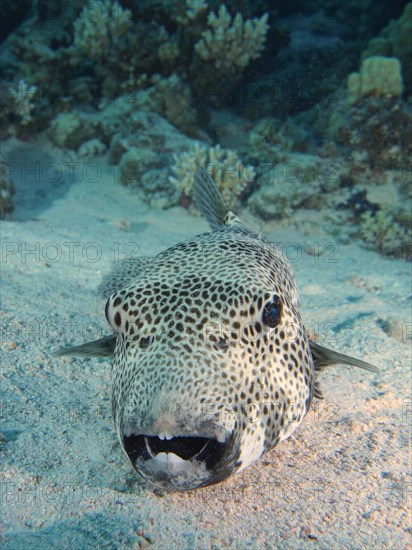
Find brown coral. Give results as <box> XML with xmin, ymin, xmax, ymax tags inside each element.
<box><xmin>335</xmin><ymin>98</ymin><xmax>412</xmax><ymax>170</ymax></box>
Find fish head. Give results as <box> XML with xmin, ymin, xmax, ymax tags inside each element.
<box><xmin>54</xmin><ymin>167</ymin><xmax>377</xmax><ymax>491</ymax></box>
<box><xmin>105</xmin><ymin>265</ymin><xmax>314</xmax><ymax>491</ymax></box>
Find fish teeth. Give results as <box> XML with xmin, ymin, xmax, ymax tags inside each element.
<box><xmin>158</xmin><ymin>433</ymin><xmax>173</xmax><ymax>440</ymax></box>
<box><xmin>155</xmin><ymin>452</ymin><xmax>186</xmax><ymax>465</ymax></box>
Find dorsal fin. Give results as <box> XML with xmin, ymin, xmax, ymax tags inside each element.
<box><xmin>193</xmin><ymin>168</ymin><xmax>229</xmax><ymax>230</ymax></box>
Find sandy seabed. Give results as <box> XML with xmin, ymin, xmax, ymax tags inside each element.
<box><xmin>1</xmin><ymin>139</ymin><xmax>411</xmax><ymax>549</ymax></box>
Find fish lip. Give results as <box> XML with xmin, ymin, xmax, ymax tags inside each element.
<box><xmin>122</xmin><ymin>433</ymin><xmax>235</xmax><ymax>490</ymax></box>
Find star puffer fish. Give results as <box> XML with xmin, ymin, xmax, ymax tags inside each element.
<box><xmin>55</xmin><ymin>168</ymin><xmax>378</xmax><ymax>491</ymax></box>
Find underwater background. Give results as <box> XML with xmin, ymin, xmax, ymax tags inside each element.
<box><xmin>0</xmin><ymin>1</ymin><xmax>411</xmax><ymax>548</ymax></box>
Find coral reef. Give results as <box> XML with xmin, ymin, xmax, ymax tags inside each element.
<box><xmin>171</xmin><ymin>0</ymin><xmax>209</xmax><ymax>25</ymax></box>
<box><xmin>359</xmin><ymin>208</ymin><xmax>411</xmax><ymax>257</ymax></box>
<box><xmin>347</xmin><ymin>56</ymin><xmax>403</xmax><ymax>104</ymax></box>
<box><xmin>0</xmin><ymin>156</ymin><xmax>15</xmax><ymax>218</ymax></box>
<box><xmin>8</xmin><ymin>79</ymin><xmax>37</xmax><ymax>124</ymax></box>
<box><xmin>0</xmin><ymin>0</ymin><xmax>406</xmax><ymax>131</ymax></box>
<box><xmin>333</xmin><ymin>97</ymin><xmax>412</xmax><ymax>170</ymax></box>
<box><xmin>247</xmin><ymin>154</ymin><xmax>332</xmax><ymax>220</ymax></box>
<box><xmin>195</xmin><ymin>5</ymin><xmax>269</xmax><ymax>72</ymax></box>
<box><xmin>48</xmin><ymin>112</ymin><xmax>99</xmax><ymax>149</ymax></box>
<box><xmin>72</xmin><ymin>0</ymin><xmax>135</xmax><ymax>98</ymax></box>
<box><xmin>0</xmin><ymin>79</ymin><xmax>38</xmax><ymax>137</ymax></box>
<box><xmin>4</xmin><ymin>9</ymin><xmax>75</xmax><ymax>99</ymax></box>
<box><xmin>169</xmin><ymin>142</ymin><xmax>256</xmax><ymax>209</ymax></box>
<box><xmin>71</xmin><ymin>0</ymin><xmax>270</xmax><ymax>107</ymax></box>
<box><xmin>247</xmin><ymin>117</ymin><xmax>310</xmax><ymax>165</ymax></box>
<box><xmin>0</xmin><ymin>0</ymin><xmax>410</xmax><ymax>261</ymax></box>
<box><xmin>239</xmin><ymin>4</ymin><xmax>385</xmax><ymax>119</ymax></box>
<box><xmin>73</xmin><ymin>0</ymin><xmax>132</xmax><ymax>63</ymax></box>
<box><xmin>107</xmin><ymin>110</ymin><xmax>197</xmax><ymax>209</ymax></box>
<box><xmin>121</xmin><ymin>74</ymin><xmax>198</xmax><ymax>137</ymax></box>
<box><xmin>77</xmin><ymin>138</ymin><xmax>107</xmax><ymax>158</ymax></box>
<box><xmin>361</xmin><ymin>2</ymin><xmax>412</xmax><ymax>99</ymax></box>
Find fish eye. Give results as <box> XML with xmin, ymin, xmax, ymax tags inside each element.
<box><xmin>262</xmin><ymin>295</ymin><xmax>282</xmax><ymax>328</ymax></box>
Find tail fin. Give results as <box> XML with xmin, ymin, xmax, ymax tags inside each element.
<box><xmin>310</xmin><ymin>340</ymin><xmax>379</xmax><ymax>373</ymax></box>
<box><xmin>193</xmin><ymin>168</ymin><xmax>228</xmax><ymax>231</ymax></box>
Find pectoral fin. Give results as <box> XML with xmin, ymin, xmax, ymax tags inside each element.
<box><xmin>310</xmin><ymin>340</ymin><xmax>379</xmax><ymax>373</ymax></box>
<box><xmin>309</xmin><ymin>340</ymin><xmax>378</xmax><ymax>401</ymax></box>
<box><xmin>53</xmin><ymin>334</ymin><xmax>116</xmax><ymax>358</ymax></box>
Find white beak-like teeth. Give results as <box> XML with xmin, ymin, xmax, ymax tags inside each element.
<box><xmin>158</xmin><ymin>433</ymin><xmax>173</xmax><ymax>440</ymax></box>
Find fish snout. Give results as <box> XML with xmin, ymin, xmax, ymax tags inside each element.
<box><xmin>121</xmin><ymin>415</ymin><xmax>239</xmax><ymax>490</ymax></box>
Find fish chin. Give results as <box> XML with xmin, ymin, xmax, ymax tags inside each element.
<box><xmin>122</xmin><ymin>433</ymin><xmax>238</xmax><ymax>490</ymax></box>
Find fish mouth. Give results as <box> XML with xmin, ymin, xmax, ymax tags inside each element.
<box><xmin>122</xmin><ymin>433</ymin><xmax>234</xmax><ymax>490</ymax></box>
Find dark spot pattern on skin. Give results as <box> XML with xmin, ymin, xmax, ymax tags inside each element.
<box><xmin>107</xmin><ymin>221</ymin><xmax>315</xmax><ymax>490</ymax></box>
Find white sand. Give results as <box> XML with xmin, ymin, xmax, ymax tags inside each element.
<box><xmin>1</xmin><ymin>138</ymin><xmax>410</xmax><ymax>549</ymax></box>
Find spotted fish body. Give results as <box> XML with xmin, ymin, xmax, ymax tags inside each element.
<box><xmin>56</xmin><ymin>168</ymin><xmax>377</xmax><ymax>491</ymax></box>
